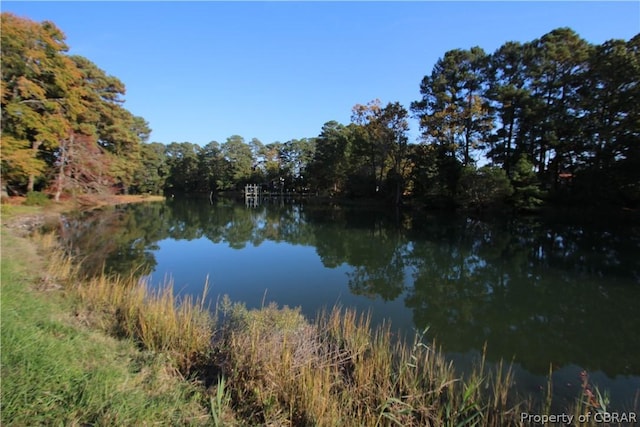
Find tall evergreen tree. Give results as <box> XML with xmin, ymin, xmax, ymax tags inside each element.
<box><xmin>197</xmin><ymin>141</ymin><xmax>224</xmax><ymax>193</ymax></box>
<box><xmin>486</xmin><ymin>41</ymin><xmax>532</xmax><ymax>175</ymax></box>
<box><xmin>523</xmin><ymin>28</ymin><xmax>592</xmax><ymax>186</ymax></box>
<box><xmin>221</xmin><ymin>135</ymin><xmax>254</xmax><ymax>190</ymax></box>
<box><xmin>378</xmin><ymin>102</ymin><xmax>410</xmax><ymax>205</ymax></box>
<box><xmin>412</xmin><ymin>47</ymin><xmax>493</xmax><ymax>166</ymax></box>
<box><xmin>307</xmin><ymin>121</ymin><xmax>352</xmax><ymax>195</ymax></box>
<box><xmin>164</xmin><ymin>142</ymin><xmax>201</xmax><ymax>193</ymax></box>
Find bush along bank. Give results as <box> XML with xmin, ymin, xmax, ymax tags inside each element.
<box><xmin>3</xmin><ymin>223</ymin><xmax>632</xmax><ymax>425</ymax></box>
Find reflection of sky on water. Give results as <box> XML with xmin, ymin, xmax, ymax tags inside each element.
<box><xmin>144</xmin><ymin>237</ymin><xmax>416</xmax><ymax>333</ymax></box>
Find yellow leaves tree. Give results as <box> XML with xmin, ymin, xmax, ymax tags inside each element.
<box><xmin>1</xmin><ymin>13</ymin><xmax>150</xmax><ymax>198</ymax></box>
<box><xmin>1</xmin><ymin>12</ymin><xmax>73</xmax><ymax>192</ymax></box>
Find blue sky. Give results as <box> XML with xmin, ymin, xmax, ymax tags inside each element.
<box><xmin>3</xmin><ymin>1</ymin><xmax>639</xmax><ymax>146</ymax></box>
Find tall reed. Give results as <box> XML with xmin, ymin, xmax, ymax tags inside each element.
<box><xmin>38</xmin><ymin>234</ymin><xmax>214</xmax><ymax>376</ymax></box>
<box><xmin>214</xmin><ymin>302</ymin><xmax>527</xmax><ymax>426</ymax></box>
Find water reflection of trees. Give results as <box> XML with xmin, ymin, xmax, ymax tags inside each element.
<box><xmin>60</xmin><ymin>203</ymin><xmax>169</xmax><ymax>277</ymax></box>
<box><xmin>404</xmin><ymin>216</ymin><xmax>640</xmax><ymax>376</ymax></box>
<box><xmin>64</xmin><ymin>200</ymin><xmax>640</xmax><ymax>375</ymax></box>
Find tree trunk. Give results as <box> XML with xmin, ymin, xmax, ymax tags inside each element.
<box><xmin>505</xmin><ymin>105</ymin><xmax>515</xmax><ymax>176</ymax></box>
<box><xmin>54</xmin><ymin>135</ymin><xmax>71</xmax><ymax>202</ymax></box>
<box><xmin>27</xmin><ymin>140</ymin><xmax>43</xmax><ymax>193</ymax></box>
<box><xmin>27</xmin><ymin>175</ymin><xmax>35</xmax><ymax>193</ymax></box>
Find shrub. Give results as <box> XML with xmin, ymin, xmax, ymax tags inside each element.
<box><xmin>456</xmin><ymin>166</ymin><xmax>513</xmax><ymax>209</ymax></box>
<box><xmin>510</xmin><ymin>156</ymin><xmax>545</xmax><ymax>211</ymax></box>
<box><xmin>24</xmin><ymin>191</ymin><xmax>51</xmax><ymax>206</ymax></box>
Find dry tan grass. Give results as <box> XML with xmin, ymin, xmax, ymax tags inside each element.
<box><xmin>214</xmin><ymin>303</ymin><xmax>529</xmax><ymax>426</ymax></box>
<box><xmin>37</xmin><ymin>234</ymin><xmax>214</xmax><ymax>375</ymax></box>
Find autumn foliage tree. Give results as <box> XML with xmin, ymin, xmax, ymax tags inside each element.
<box><xmin>1</xmin><ymin>13</ymin><xmax>72</xmax><ymax>193</ymax></box>
<box><xmin>1</xmin><ymin>13</ymin><xmax>149</xmax><ymax>199</ymax></box>
<box><xmin>347</xmin><ymin>100</ymin><xmax>410</xmax><ymax>201</ymax></box>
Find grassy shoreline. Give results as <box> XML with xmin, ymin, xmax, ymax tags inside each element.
<box><xmin>1</xmin><ymin>199</ymin><xmax>629</xmax><ymax>425</ymax></box>
<box><xmin>1</xmin><ymin>204</ymin><xmax>212</xmax><ymax>425</ymax></box>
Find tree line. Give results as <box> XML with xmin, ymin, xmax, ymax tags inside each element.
<box><xmin>2</xmin><ymin>13</ymin><xmax>638</xmax><ymax>210</ymax></box>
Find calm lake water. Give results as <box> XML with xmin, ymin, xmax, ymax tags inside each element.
<box><xmin>60</xmin><ymin>198</ymin><xmax>640</xmax><ymax>410</ymax></box>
